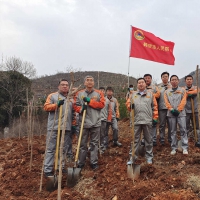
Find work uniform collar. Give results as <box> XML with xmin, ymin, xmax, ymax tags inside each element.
<box><xmin>161</xmin><ymin>82</ymin><xmax>170</xmax><ymax>87</ymax></box>
<box><xmin>169</xmin><ymin>86</ymin><xmax>180</xmax><ymax>92</ymax></box>
<box><xmin>137</xmin><ymin>89</ymin><xmax>147</xmax><ymax>96</ymax></box>
<box><xmin>106</xmin><ymin>96</ymin><xmax>113</xmax><ymax>101</ymax></box>
<box><xmin>185</xmin><ymin>85</ymin><xmax>194</xmax><ymax>90</ymax></box>
<box><xmin>58</xmin><ymin>91</ymin><xmax>68</xmax><ymax>97</ymax></box>
<box><xmin>85</xmin><ymin>88</ymin><xmax>94</xmax><ymax>94</ymax></box>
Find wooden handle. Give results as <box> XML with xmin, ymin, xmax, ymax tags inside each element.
<box><xmin>75</xmin><ymin>103</ymin><xmax>87</xmax><ymax>164</ymax></box>
<box><xmin>130</xmin><ymin>99</ymin><xmax>135</xmax><ymax>157</ymax></box>
<box><xmin>54</xmin><ymin>105</ymin><xmax>62</xmax><ymax>171</ymax></box>
<box><xmin>191</xmin><ymin>98</ymin><xmax>197</xmax><ymax>142</ymax></box>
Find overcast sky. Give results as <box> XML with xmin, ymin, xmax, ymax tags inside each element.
<box><xmin>0</xmin><ymin>0</ymin><xmax>199</xmax><ymax>82</ymax></box>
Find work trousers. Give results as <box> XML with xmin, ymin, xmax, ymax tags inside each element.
<box><xmin>100</xmin><ymin>121</ymin><xmax>107</xmax><ymax>150</ymax></box>
<box><xmin>152</xmin><ymin>125</ymin><xmax>157</xmax><ymax>143</ymax></box>
<box><xmin>134</xmin><ymin>124</ymin><xmax>153</xmax><ymax>162</ymax></box>
<box><xmin>168</xmin><ymin>117</ymin><xmax>188</xmax><ymax>151</ymax></box>
<box><xmin>44</xmin><ymin>130</ymin><xmax>72</xmax><ymax>173</ymax></box>
<box><xmin>78</xmin><ymin>127</ymin><xmax>100</xmax><ymax>166</ymax></box>
<box><xmin>159</xmin><ymin>110</ymin><xmax>171</xmax><ymax>143</ymax></box>
<box><xmin>105</xmin><ymin>118</ymin><xmax>118</xmax><ymax>147</ymax></box>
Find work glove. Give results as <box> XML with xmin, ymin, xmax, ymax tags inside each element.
<box><xmin>152</xmin><ymin>119</ymin><xmax>158</xmax><ymax>126</ymax></box>
<box><xmin>130</xmin><ymin>103</ymin><xmax>134</xmax><ymax>110</ymax></box>
<box><xmin>116</xmin><ymin>118</ymin><xmax>120</xmax><ymax>122</ymax></box>
<box><xmin>83</xmin><ymin>97</ymin><xmax>91</xmax><ymax>103</ymax></box>
<box><xmin>188</xmin><ymin>94</ymin><xmax>195</xmax><ymax>99</ymax></box>
<box><xmin>57</xmin><ymin>99</ymin><xmax>64</xmax><ymax>107</ymax></box>
<box><xmin>171</xmin><ymin>109</ymin><xmax>180</xmax><ymax>117</ymax></box>
<box><xmin>71</xmin><ymin>125</ymin><xmax>77</xmax><ymax>131</ymax></box>
<box><xmin>81</xmin><ymin>104</ymin><xmax>87</xmax><ymax>113</ymax></box>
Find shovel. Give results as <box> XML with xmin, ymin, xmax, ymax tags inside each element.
<box><xmin>46</xmin><ymin>105</ymin><xmax>62</xmax><ymax>192</ymax></box>
<box><xmin>127</xmin><ymin>100</ymin><xmax>140</xmax><ymax>180</ymax></box>
<box><xmin>66</xmin><ymin>103</ymin><xmax>87</xmax><ymax>187</ymax></box>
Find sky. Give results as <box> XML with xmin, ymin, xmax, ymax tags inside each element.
<box><xmin>0</xmin><ymin>0</ymin><xmax>199</xmax><ymax>83</ymax></box>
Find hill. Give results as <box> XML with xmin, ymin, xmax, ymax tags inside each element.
<box><xmin>179</xmin><ymin>70</ymin><xmax>199</xmax><ymax>87</ymax></box>
<box><xmin>32</xmin><ymin>71</ymin><xmax>137</xmax><ymax>99</ymax></box>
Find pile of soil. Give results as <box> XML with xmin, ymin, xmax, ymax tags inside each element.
<box><xmin>0</xmin><ymin>120</ymin><xmax>200</xmax><ymax>200</ymax></box>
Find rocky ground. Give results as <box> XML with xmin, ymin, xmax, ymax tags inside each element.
<box><xmin>0</xmin><ymin>119</ymin><xmax>200</xmax><ymax>200</ymax></box>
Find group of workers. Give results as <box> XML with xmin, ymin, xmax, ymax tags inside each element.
<box><xmin>126</xmin><ymin>72</ymin><xmax>200</xmax><ymax>165</ymax></box>
<box><xmin>43</xmin><ymin>72</ymin><xmax>200</xmax><ymax>177</ymax></box>
<box><xmin>43</xmin><ymin>75</ymin><xmax>121</xmax><ymax>177</ymax></box>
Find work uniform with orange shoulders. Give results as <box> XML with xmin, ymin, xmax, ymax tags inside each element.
<box><xmin>184</xmin><ymin>85</ymin><xmax>200</xmax><ymax>148</ymax></box>
<box><xmin>126</xmin><ymin>89</ymin><xmax>158</xmax><ymax>164</ymax></box>
<box><xmin>164</xmin><ymin>86</ymin><xmax>188</xmax><ymax>154</ymax></box>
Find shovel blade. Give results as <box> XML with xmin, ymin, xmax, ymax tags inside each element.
<box><xmin>66</xmin><ymin>167</ymin><xmax>81</xmax><ymax>188</ymax></box>
<box><xmin>46</xmin><ymin>176</ymin><xmax>58</xmax><ymax>192</ymax></box>
<box><xmin>127</xmin><ymin>164</ymin><xmax>140</xmax><ymax>180</ymax></box>
<box><xmin>133</xmin><ymin>164</ymin><xmax>140</xmax><ymax>180</ymax></box>
<box><xmin>127</xmin><ymin>164</ymin><xmax>134</xmax><ymax>179</ymax></box>
<box><xmin>138</xmin><ymin>145</ymin><xmax>145</xmax><ymax>157</ymax></box>
<box><xmin>177</xmin><ymin>140</ymin><xmax>183</xmax><ymax>152</ymax></box>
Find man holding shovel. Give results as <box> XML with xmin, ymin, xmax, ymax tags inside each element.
<box><xmin>43</xmin><ymin>79</ymin><xmax>75</xmax><ymax>177</ymax></box>
<box><xmin>184</xmin><ymin>75</ymin><xmax>200</xmax><ymax>148</ymax></box>
<box><xmin>126</xmin><ymin>78</ymin><xmax>158</xmax><ymax>164</ymax></box>
<box><xmin>74</xmin><ymin>75</ymin><xmax>105</xmax><ymax>170</ymax></box>
<box><xmin>164</xmin><ymin>75</ymin><xmax>189</xmax><ymax>155</ymax></box>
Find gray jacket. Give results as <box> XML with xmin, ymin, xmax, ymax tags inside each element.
<box><xmin>126</xmin><ymin>90</ymin><xmax>158</xmax><ymax>126</ymax></box>
<box><xmin>106</xmin><ymin>96</ymin><xmax>120</xmax><ymax>122</ymax></box>
<box><xmin>44</xmin><ymin>92</ymin><xmax>75</xmax><ymax>131</ymax></box>
<box><xmin>184</xmin><ymin>85</ymin><xmax>198</xmax><ymax>113</ymax></box>
<box><xmin>164</xmin><ymin>86</ymin><xmax>187</xmax><ymax>117</ymax></box>
<box><xmin>157</xmin><ymin>82</ymin><xmax>171</xmax><ymax>110</ymax></box>
<box><xmin>74</xmin><ymin>89</ymin><xmax>105</xmax><ymax>128</ymax></box>
<box><xmin>101</xmin><ymin>97</ymin><xmax>110</xmax><ymax>121</ymax></box>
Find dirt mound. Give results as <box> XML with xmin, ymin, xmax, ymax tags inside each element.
<box><xmin>0</xmin><ymin>121</ymin><xmax>200</xmax><ymax>199</ymax></box>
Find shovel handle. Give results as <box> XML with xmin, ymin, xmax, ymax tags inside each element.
<box><xmin>130</xmin><ymin>98</ymin><xmax>135</xmax><ymax>158</ymax></box>
<box><xmin>55</xmin><ymin>105</ymin><xmax>62</xmax><ymax>171</ymax></box>
<box><xmin>75</xmin><ymin>102</ymin><xmax>87</xmax><ymax>164</ymax></box>
<box><xmin>191</xmin><ymin>98</ymin><xmax>197</xmax><ymax>142</ymax></box>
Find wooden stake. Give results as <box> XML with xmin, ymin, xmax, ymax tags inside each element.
<box><xmin>19</xmin><ymin>112</ymin><xmax>21</xmax><ymax>139</ymax></box>
<box><xmin>29</xmin><ymin>99</ymin><xmax>33</xmax><ymax>170</ymax></box>
<box><xmin>196</xmin><ymin>65</ymin><xmax>199</xmax><ymax>101</ymax></box>
<box><xmin>26</xmin><ymin>88</ymin><xmax>30</xmax><ymax>151</ymax></box>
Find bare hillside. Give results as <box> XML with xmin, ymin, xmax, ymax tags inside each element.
<box><xmin>32</xmin><ymin>71</ymin><xmax>137</xmax><ymax>99</ymax></box>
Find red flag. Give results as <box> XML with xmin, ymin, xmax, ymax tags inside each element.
<box><xmin>129</xmin><ymin>26</ymin><xmax>175</xmax><ymax>65</ymax></box>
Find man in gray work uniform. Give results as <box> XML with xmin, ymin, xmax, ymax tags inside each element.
<box><xmin>74</xmin><ymin>75</ymin><xmax>105</xmax><ymax>170</ymax></box>
<box><xmin>43</xmin><ymin>79</ymin><xmax>75</xmax><ymax>177</ymax></box>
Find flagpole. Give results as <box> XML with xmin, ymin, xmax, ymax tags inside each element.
<box><xmin>128</xmin><ymin>57</ymin><xmax>130</xmax><ymax>86</ymax></box>
<box><xmin>196</xmin><ymin>65</ymin><xmax>199</xmax><ymax>101</ymax></box>
<box><xmin>128</xmin><ymin>25</ymin><xmax>132</xmax><ymax>87</ymax></box>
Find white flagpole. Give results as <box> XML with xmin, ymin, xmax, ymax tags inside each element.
<box><xmin>128</xmin><ymin>25</ymin><xmax>132</xmax><ymax>87</ymax></box>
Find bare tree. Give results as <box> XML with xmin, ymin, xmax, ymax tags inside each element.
<box><xmin>0</xmin><ymin>56</ymin><xmax>35</xmax><ymax>126</ymax></box>
<box><xmin>65</xmin><ymin>65</ymin><xmax>81</xmax><ymax>73</ymax></box>
<box><xmin>1</xmin><ymin>56</ymin><xmax>36</xmax><ymax>79</ymax></box>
